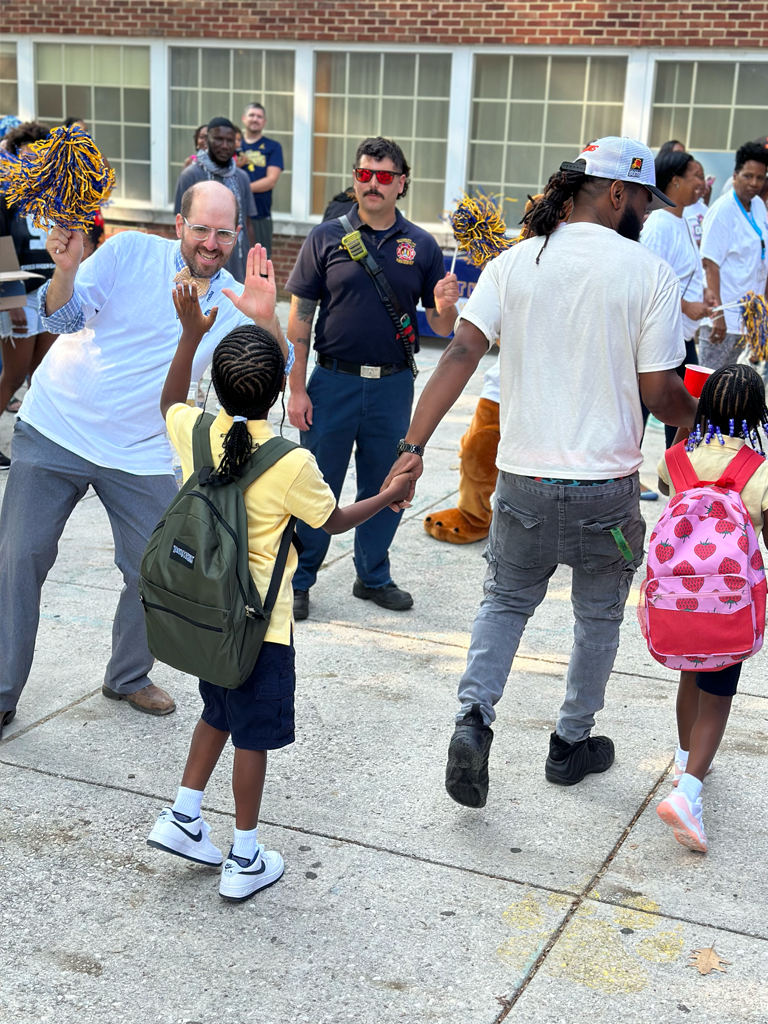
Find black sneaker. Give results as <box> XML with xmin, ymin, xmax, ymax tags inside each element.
<box><xmin>352</xmin><ymin>577</ymin><xmax>413</xmax><ymax>611</ymax></box>
<box><xmin>545</xmin><ymin>731</ymin><xmax>615</xmax><ymax>786</ymax></box>
<box><xmin>0</xmin><ymin>708</ymin><xmax>16</xmax><ymax>739</ymax></box>
<box><xmin>293</xmin><ymin>589</ymin><xmax>310</xmax><ymax>621</ymax></box>
<box><xmin>445</xmin><ymin>704</ymin><xmax>494</xmax><ymax>808</ymax></box>
<box><xmin>0</xmin><ymin>451</ymin><xmax>10</xmax><ymax>471</ymax></box>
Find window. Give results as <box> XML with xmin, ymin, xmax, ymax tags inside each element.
<box><xmin>35</xmin><ymin>43</ymin><xmax>151</xmax><ymax>203</ymax></box>
<box><xmin>169</xmin><ymin>47</ymin><xmax>294</xmax><ymax>213</ymax></box>
<box><xmin>468</xmin><ymin>55</ymin><xmax>627</xmax><ymax>222</ymax></box>
<box><xmin>1</xmin><ymin>42</ymin><xmax>17</xmax><ymax>118</ymax></box>
<box><xmin>312</xmin><ymin>51</ymin><xmax>452</xmax><ymax>223</ymax></box>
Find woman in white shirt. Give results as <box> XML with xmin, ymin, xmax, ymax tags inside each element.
<box><xmin>641</xmin><ymin>150</ymin><xmax>713</xmax><ymax>447</ymax></box>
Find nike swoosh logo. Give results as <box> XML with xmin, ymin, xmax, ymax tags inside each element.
<box><xmin>172</xmin><ymin>821</ymin><xmax>202</xmax><ymax>842</ymax></box>
<box><xmin>242</xmin><ymin>861</ymin><xmax>266</xmax><ymax>876</ymax></box>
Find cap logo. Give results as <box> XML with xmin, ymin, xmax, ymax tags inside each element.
<box><xmin>582</xmin><ymin>144</ymin><xmax>599</xmax><ymax>152</ymax></box>
<box><xmin>628</xmin><ymin>157</ymin><xmax>643</xmax><ymax>178</ymax></box>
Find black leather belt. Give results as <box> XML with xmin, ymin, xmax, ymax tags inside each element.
<box><xmin>316</xmin><ymin>354</ymin><xmax>409</xmax><ymax>378</ymax></box>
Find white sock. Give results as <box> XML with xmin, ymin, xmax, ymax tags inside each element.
<box><xmin>675</xmin><ymin>746</ymin><xmax>689</xmax><ymax>766</ymax></box>
<box><xmin>172</xmin><ymin>786</ymin><xmax>204</xmax><ymax>820</ymax></box>
<box><xmin>678</xmin><ymin>773</ymin><xmax>703</xmax><ymax>803</ymax></box>
<box><xmin>232</xmin><ymin>826</ymin><xmax>259</xmax><ymax>862</ymax></box>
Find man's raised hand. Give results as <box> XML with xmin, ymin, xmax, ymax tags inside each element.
<box><xmin>222</xmin><ymin>244</ymin><xmax>276</xmax><ymax>327</ymax></box>
<box><xmin>45</xmin><ymin>227</ymin><xmax>84</xmax><ymax>276</ymax></box>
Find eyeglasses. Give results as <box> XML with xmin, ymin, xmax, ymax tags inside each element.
<box><xmin>353</xmin><ymin>168</ymin><xmax>400</xmax><ymax>185</ymax></box>
<box><xmin>183</xmin><ymin>218</ymin><xmax>238</xmax><ymax>245</ymax></box>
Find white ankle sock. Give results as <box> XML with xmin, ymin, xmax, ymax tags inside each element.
<box><xmin>172</xmin><ymin>786</ymin><xmax>204</xmax><ymax>820</ymax></box>
<box><xmin>678</xmin><ymin>773</ymin><xmax>703</xmax><ymax>803</ymax></box>
<box><xmin>675</xmin><ymin>746</ymin><xmax>689</xmax><ymax>766</ymax></box>
<box><xmin>232</xmin><ymin>826</ymin><xmax>259</xmax><ymax>862</ymax></box>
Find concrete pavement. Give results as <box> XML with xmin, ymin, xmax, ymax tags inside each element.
<box><xmin>1</xmin><ymin>337</ymin><xmax>767</xmax><ymax>1023</ymax></box>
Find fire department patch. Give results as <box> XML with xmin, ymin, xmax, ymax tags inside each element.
<box><xmin>396</xmin><ymin>238</ymin><xmax>416</xmax><ymax>264</ymax></box>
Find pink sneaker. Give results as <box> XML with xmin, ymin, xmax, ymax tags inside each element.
<box><xmin>657</xmin><ymin>791</ymin><xmax>708</xmax><ymax>852</ymax></box>
<box><xmin>672</xmin><ymin>761</ymin><xmax>712</xmax><ymax>786</ymax></box>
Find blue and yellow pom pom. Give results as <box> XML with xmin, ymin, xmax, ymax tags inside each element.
<box><xmin>449</xmin><ymin>192</ymin><xmax>518</xmax><ymax>269</ymax></box>
<box><xmin>0</xmin><ymin>125</ymin><xmax>114</xmax><ymax>231</ymax></box>
<box><xmin>739</xmin><ymin>291</ymin><xmax>768</xmax><ymax>361</ymax></box>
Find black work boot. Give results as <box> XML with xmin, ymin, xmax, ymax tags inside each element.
<box><xmin>352</xmin><ymin>577</ymin><xmax>413</xmax><ymax>610</ymax></box>
<box><xmin>545</xmin><ymin>731</ymin><xmax>615</xmax><ymax>786</ymax></box>
<box><xmin>445</xmin><ymin>704</ymin><xmax>494</xmax><ymax>808</ymax></box>
<box><xmin>293</xmin><ymin>589</ymin><xmax>310</xmax><ymax>621</ymax></box>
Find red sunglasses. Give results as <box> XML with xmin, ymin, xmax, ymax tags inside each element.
<box><xmin>353</xmin><ymin>167</ymin><xmax>399</xmax><ymax>185</ymax></box>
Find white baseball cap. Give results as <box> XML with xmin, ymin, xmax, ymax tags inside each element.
<box><xmin>562</xmin><ymin>136</ymin><xmax>675</xmax><ymax>210</ymax></box>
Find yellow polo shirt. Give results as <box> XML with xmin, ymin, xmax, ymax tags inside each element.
<box><xmin>166</xmin><ymin>404</ymin><xmax>336</xmax><ymax>645</ymax></box>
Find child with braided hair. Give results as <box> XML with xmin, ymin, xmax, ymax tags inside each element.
<box><xmin>655</xmin><ymin>363</ymin><xmax>768</xmax><ymax>852</ymax></box>
<box><xmin>147</xmin><ymin>278</ymin><xmax>412</xmax><ymax>901</ymax></box>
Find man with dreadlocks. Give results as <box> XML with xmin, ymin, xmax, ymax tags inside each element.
<box><xmin>0</xmin><ymin>181</ymin><xmax>289</xmax><ymax>736</ymax></box>
<box><xmin>384</xmin><ymin>137</ymin><xmax>700</xmax><ymax>806</ymax></box>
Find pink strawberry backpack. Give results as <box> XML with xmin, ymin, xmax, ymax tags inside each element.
<box><xmin>638</xmin><ymin>442</ymin><xmax>766</xmax><ymax>671</ymax></box>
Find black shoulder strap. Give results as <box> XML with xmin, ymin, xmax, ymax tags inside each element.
<box><xmin>263</xmin><ymin>515</ymin><xmax>297</xmax><ymax>614</ymax></box>
<box><xmin>191</xmin><ymin>412</ymin><xmax>217</xmax><ymax>472</ymax></box>
<box><xmin>236</xmin><ymin>436</ymin><xmax>300</xmax><ymax>492</ymax></box>
<box><xmin>338</xmin><ymin>212</ymin><xmax>418</xmax><ymax>378</ymax></box>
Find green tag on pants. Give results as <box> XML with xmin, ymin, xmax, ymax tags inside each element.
<box><xmin>611</xmin><ymin>527</ymin><xmax>635</xmax><ymax>562</ymax></box>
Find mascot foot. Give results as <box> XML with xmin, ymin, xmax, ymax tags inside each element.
<box><xmin>424</xmin><ymin>507</ymin><xmax>489</xmax><ymax>545</ymax></box>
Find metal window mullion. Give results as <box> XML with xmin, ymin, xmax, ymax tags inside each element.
<box><xmin>291</xmin><ymin>42</ymin><xmax>313</xmax><ymax>221</ymax></box>
<box><xmin>498</xmin><ymin>55</ymin><xmax>513</xmax><ymax>195</ymax></box>
<box><xmin>580</xmin><ymin>57</ymin><xmax>590</xmax><ymax>149</ymax></box>
<box><xmin>727</xmin><ymin>63</ymin><xmax>739</xmax><ymax>151</ymax></box>
<box><xmin>16</xmin><ymin>37</ymin><xmax>34</xmax><ymax>120</ymax></box>
<box><xmin>538</xmin><ymin>57</ymin><xmax>552</xmax><ymax>191</ymax></box>
<box><xmin>686</xmin><ymin>63</ymin><xmax>698</xmax><ymax>149</ymax></box>
<box><xmin>150</xmin><ymin>39</ymin><xmax>168</xmax><ymax>208</ymax></box>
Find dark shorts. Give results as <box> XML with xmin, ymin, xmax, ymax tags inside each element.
<box><xmin>696</xmin><ymin>662</ymin><xmax>742</xmax><ymax>697</ymax></box>
<box><xmin>199</xmin><ymin>639</ymin><xmax>295</xmax><ymax>750</ymax></box>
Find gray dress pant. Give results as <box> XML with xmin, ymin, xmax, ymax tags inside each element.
<box><xmin>0</xmin><ymin>421</ymin><xmax>177</xmax><ymax>713</ymax></box>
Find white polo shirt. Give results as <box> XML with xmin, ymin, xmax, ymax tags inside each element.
<box><xmin>700</xmin><ymin>191</ymin><xmax>768</xmax><ymax>334</ymax></box>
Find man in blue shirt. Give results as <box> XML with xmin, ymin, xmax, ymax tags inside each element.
<box><xmin>237</xmin><ymin>103</ymin><xmax>284</xmax><ymax>259</ymax></box>
<box><xmin>286</xmin><ymin>137</ymin><xmax>459</xmax><ymax>620</ymax></box>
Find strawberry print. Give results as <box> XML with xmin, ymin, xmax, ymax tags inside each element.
<box><xmin>715</xmin><ymin>520</ymin><xmax>736</xmax><ymax>534</ymax></box>
<box><xmin>694</xmin><ymin>540</ymin><xmax>716</xmax><ymax>560</ymax></box>
<box><xmin>719</xmin><ymin>595</ymin><xmax>742</xmax><ymax>606</ymax></box>
<box><xmin>674</xmin><ymin>517</ymin><xmax>693</xmax><ymax>541</ymax></box>
<box><xmin>650</xmin><ymin>532</ymin><xmax>658</xmax><ymax>543</ymax></box>
<box><xmin>655</xmin><ymin>540</ymin><xmax>674</xmax><ymax>564</ymax></box>
<box><xmin>646</xmin><ymin>579</ymin><xmax>659</xmax><ymax>596</ymax></box>
<box><xmin>673</xmin><ymin>560</ymin><xmax>696</xmax><ymax>576</ymax></box>
<box><xmin>711</xmin><ymin>485</ymin><xmax>732</xmax><ymax>494</ymax></box>
<box><xmin>718</xmin><ymin>557</ymin><xmax>741</xmax><ymax>574</ymax></box>
<box><xmin>677</xmin><ymin>597</ymin><xmax>699</xmax><ymax>611</ymax></box>
<box><xmin>724</xmin><ymin>575</ymin><xmax>746</xmax><ymax>590</ymax></box>
<box><xmin>685</xmin><ymin>655</ymin><xmax>706</xmax><ymax>665</ymax></box>
<box><xmin>671</xmin><ymin>504</ymin><xmax>689</xmax><ymax>518</ymax></box>
<box><xmin>668</xmin><ymin>494</ymin><xmax>686</xmax><ymax>508</ymax></box>
<box><xmin>751</xmin><ymin>550</ymin><xmax>764</xmax><ymax>571</ymax></box>
<box><xmin>738</xmin><ymin>533</ymin><xmax>750</xmax><ymax>554</ymax></box>
<box><xmin>647</xmin><ymin>565</ymin><xmax>655</xmax><ymax>579</ymax></box>
<box><xmin>682</xmin><ymin>577</ymin><xmax>704</xmax><ymax>593</ymax></box>
<box><xmin>706</xmin><ymin>501</ymin><xmax>728</xmax><ymax>520</ymax></box>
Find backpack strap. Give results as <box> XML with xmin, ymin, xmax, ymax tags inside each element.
<box><xmin>664</xmin><ymin>441</ymin><xmax>701</xmax><ymax>493</ymax></box>
<box><xmin>191</xmin><ymin>412</ymin><xmax>217</xmax><ymax>473</ymax></box>
<box><xmin>236</xmin><ymin>436</ymin><xmax>300</xmax><ymax>492</ymax></box>
<box><xmin>714</xmin><ymin>444</ymin><xmax>765</xmax><ymax>493</ymax></box>
<box><xmin>263</xmin><ymin>515</ymin><xmax>297</xmax><ymax>614</ymax></box>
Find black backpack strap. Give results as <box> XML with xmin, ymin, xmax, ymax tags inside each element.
<box><xmin>263</xmin><ymin>515</ymin><xmax>297</xmax><ymax>614</ymax></box>
<box><xmin>191</xmin><ymin>412</ymin><xmax>217</xmax><ymax>473</ymax></box>
<box><xmin>236</xmin><ymin>436</ymin><xmax>300</xmax><ymax>492</ymax></box>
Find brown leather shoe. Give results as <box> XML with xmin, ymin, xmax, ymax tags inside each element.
<box><xmin>102</xmin><ymin>683</ymin><xmax>176</xmax><ymax>716</ymax></box>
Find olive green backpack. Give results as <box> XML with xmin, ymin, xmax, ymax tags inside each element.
<box><xmin>139</xmin><ymin>413</ymin><xmax>299</xmax><ymax>689</ymax></box>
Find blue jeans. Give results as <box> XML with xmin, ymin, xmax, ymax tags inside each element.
<box><xmin>293</xmin><ymin>363</ymin><xmax>414</xmax><ymax>591</ymax></box>
<box><xmin>458</xmin><ymin>471</ymin><xmax>646</xmax><ymax>743</ymax></box>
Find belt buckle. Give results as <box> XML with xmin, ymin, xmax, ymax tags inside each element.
<box><xmin>360</xmin><ymin>365</ymin><xmax>381</xmax><ymax>379</ymax></box>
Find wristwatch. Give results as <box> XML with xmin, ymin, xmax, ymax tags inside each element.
<box><xmin>397</xmin><ymin>439</ymin><xmax>425</xmax><ymax>458</ymax></box>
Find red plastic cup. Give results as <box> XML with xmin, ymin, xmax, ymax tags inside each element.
<box><xmin>684</xmin><ymin>364</ymin><xmax>713</xmax><ymax>399</ymax></box>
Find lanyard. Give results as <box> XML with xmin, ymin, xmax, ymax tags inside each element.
<box><xmin>733</xmin><ymin>190</ymin><xmax>766</xmax><ymax>261</ymax></box>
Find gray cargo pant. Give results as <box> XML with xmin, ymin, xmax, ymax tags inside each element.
<box><xmin>0</xmin><ymin>421</ymin><xmax>177</xmax><ymax>714</ymax></box>
<box><xmin>457</xmin><ymin>470</ymin><xmax>646</xmax><ymax>743</ymax></box>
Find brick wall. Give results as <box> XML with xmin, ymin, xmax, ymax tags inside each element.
<box><xmin>104</xmin><ymin>220</ymin><xmax>304</xmax><ymax>296</ymax></box>
<box><xmin>7</xmin><ymin>1</ymin><xmax>768</xmax><ymax>47</ymax></box>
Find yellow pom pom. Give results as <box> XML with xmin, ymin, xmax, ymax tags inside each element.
<box><xmin>450</xmin><ymin>192</ymin><xmax>518</xmax><ymax>269</ymax></box>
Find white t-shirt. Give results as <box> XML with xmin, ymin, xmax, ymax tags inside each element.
<box><xmin>683</xmin><ymin>198</ymin><xmax>708</xmax><ymax>247</ymax></box>
<box><xmin>458</xmin><ymin>222</ymin><xmax>685</xmax><ymax>480</ymax></box>
<box><xmin>641</xmin><ymin>209</ymin><xmax>703</xmax><ymax>338</ymax></box>
<box><xmin>480</xmin><ymin>360</ymin><xmax>500</xmax><ymax>404</ymax></box>
<box><xmin>22</xmin><ymin>232</ymin><xmax>251</xmax><ymax>475</ymax></box>
<box><xmin>700</xmin><ymin>191</ymin><xmax>768</xmax><ymax>334</ymax></box>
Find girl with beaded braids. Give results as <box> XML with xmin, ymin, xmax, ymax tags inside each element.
<box><xmin>655</xmin><ymin>363</ymin><xmax>768</xmax><ymax>853</ymax></box>
<box><xmin>151</xmin><ymin>280</ymin><xmax>412</xmax><ymax>902</ymax></box>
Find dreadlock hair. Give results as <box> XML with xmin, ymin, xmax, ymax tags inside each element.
<box><xmin>687</xmin><ymin>363</ymin><xmax>768</xmax><ymax>454</ymax></box>
<box><xmin>522</xmin><ymin>159</ymin><xmax>611</xmax><ymax>264</ymax></box>
<box><xmin>208</xmin><ymin>324</ymin><xmax>286</xmax><ymax>486</ymax></box>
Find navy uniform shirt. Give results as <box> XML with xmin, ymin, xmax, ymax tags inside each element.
<box><xmin>286</xmin><ymin>204</ymin><xmax>445</xmax><ymax>366</ymax></box>
<box><xmin>237</xmin><ymin>136</ymin><xmax>284</xmax><ymax>219</ymax></box>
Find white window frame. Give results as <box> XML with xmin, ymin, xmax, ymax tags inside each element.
<box><xmin>6</xmin><ymin>37</ymin><xmax>768</xmax><ymax>234</ymax></box>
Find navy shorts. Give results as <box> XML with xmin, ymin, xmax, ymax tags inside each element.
<box><xmin>696</xmin><ymin>662</ymin><xmax>742</xmax><ymax>698</ymax></box>
<box><xmin>199</xmin><ymin>639</ymin><xmax>295</xmax><ymax>750</ymax></box>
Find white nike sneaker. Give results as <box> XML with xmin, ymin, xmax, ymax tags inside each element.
<box><xmin>657</xmin><ymin>791</ymin><xmax>708</xmax><ymax>853</ymax></box>
<box><xmin>219</xmin><ymin>845</ymin><xmax>285</xmax><ymax>902</ymax></box>
<box><xmin>146</xmin><ymin>808</ymin><xmax>223</xmax><ymax>866</ymax></box>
